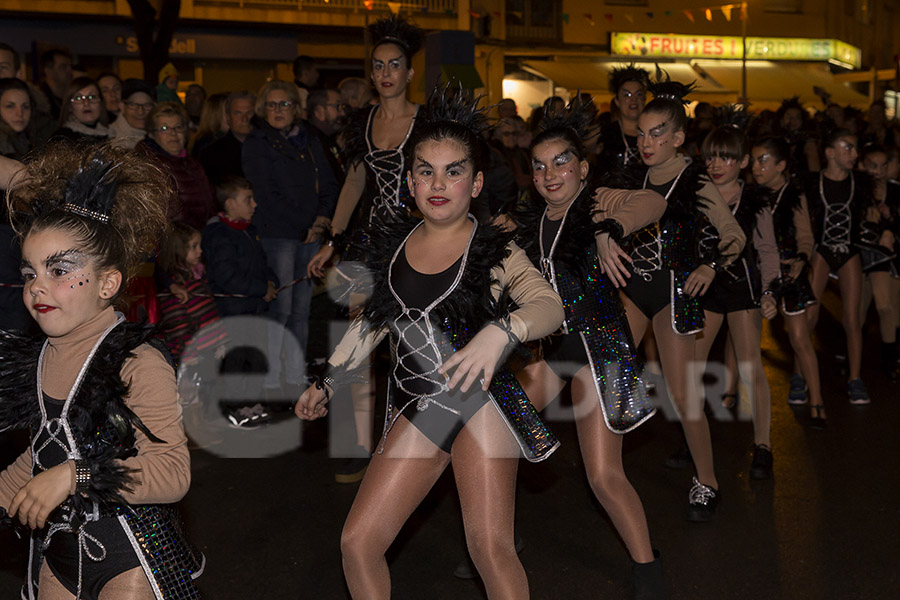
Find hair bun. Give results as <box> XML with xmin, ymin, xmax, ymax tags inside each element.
<box><xmin>368</xmin><ymin>15</ymin><xmax>424</xmax><ymax>57</ymax></box>
<box><xmin>647</xmin><ymin>65</ymin><xmax>696</xmax><ymax>105</ymax></box>
<box><xmin>538</xmin><ymin>93</ymin><xmax>599</xmax><ymax>143</ymax></box>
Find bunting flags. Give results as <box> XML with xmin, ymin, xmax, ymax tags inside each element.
<box><xmin>569</xmin><ymin>2</ymin><xmax>746</xmax><ymax>25</ymax></box>
<box><xmin>705</xmin><ymin>8</ymin><xmax>713</xmax><ymax>21</ymax></box>
<box><xmin>362</xmin><ymin>0</ymin><xmax>373</xmax><ymax>10</ymax></box>
<box><xmin>387</xmin><ymin>1</ymin><xmax>400</xmax><ymax>15</ymax></box>
<box><xmin>684</xmin><ymin>10</ymin><xmax>695</xmax><ymax>22</ymax></box>
<box><xmin>584</xmin><ymin>13</ymin><xmax>595</xmax><ymax>26</ymax></box>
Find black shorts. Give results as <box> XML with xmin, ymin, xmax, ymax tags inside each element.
<box><xmin>542</xmin><ymin>330</ymin><xmax>589</xmax><ymax>380</ymax></box>
<box><xmin>702</xmin><ymin>275</ymin><xmax>758</xmax><ymax>314</ymax></box>
<box><xmin>622</xmin><ymin>268</ymin><xmax>670</xmax><ymax>319</ymax></box>
<box><xmin>398</xmin><ymin>386</ymin><xmax>492</xmax><ymax>454</ymax></box>
<box><xmin>817</xmin><ymin>245</ymin><xmax>859</xmax><ymax>273</ymax></box>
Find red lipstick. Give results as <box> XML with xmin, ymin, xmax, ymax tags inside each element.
<box><xmin>33</xmin><ymin>304</ymin><xmax>56</xmax><ymax>313</ymax></box>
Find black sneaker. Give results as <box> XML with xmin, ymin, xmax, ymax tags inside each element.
<box><xmin>664</xmin><ymin>444</ymin><xmax>692</xmax><ymax>470</ymax></box>
<box><xmin>749</xmin><ymin>445</ymin><xmax>773</xmax><ymax>480</ymax></box>
<box><xmin>787</xmin><ymin>374</ymin><xmax>808</xmax><ymax>405</ymax></box>
<box><xmin>225</xmin><ymin>403</ymin><xmax>270</xmax><ymax>429</ymax></box>
<box><xmin>687</xmin><ymin>477</ymin><xmax>719</xmax><ymax>522</ymax></box>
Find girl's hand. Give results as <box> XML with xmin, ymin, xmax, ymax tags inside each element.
<box><xmin>760</xmin><ymin>294</ymin><xmax>778</xmax><ymax>320</ymax></box>
<box><xmin>684</xmin><ymin>264</ymin><xmax>716</xmax><ymax>297</ymax></box>
<box><xmin>169</xmin><ymin>283</ymin><xmax>189</xmax><ymax>304</ymax></box>
<box><xmin>595</xmin><ymin>233</ymin><xmax>632</xmax><ymax>288</ymax></box>
<box><xmin>308</xmin><ymin>245</ymin><xmax>337</xmax><ymax>279</ymax></box>
<box><xmin>439</xmin><ymin>324</ymin><xmax>510</xmax><ymax>393</ymax></box>
<box><xmin>9</xmin><ymin>463</ymin><xmax>73</xmax><ymax>529</ymax></box>
<box><xmin>785</xmin><ymin>259</ymin><xmax>805</xmax><ymax>281</ymax></box>
<box><xmin>295</xmin><ymin>385</ymin><xmax>329</xmax><ymax>420</ymax></box>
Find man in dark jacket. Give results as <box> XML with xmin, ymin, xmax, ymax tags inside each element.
<box><xmin>198</xmin><ymin>91</ymin><xmax>255</xmax><ymax>185</ymax></box>
<box><xmin>305</xmin><ymin>88</ymin><xmax>346</xmax><ymax>188</ymax></box>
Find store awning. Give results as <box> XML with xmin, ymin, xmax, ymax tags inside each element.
<box><xmin>520</xmin><ymin>58</ymin><xmax>869</xmax><ymax>109</ymax></box>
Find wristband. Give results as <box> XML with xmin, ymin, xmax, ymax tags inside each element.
<box><xmin>74</xmin><ymin>460</ymin><xmax>91</xmax><ymax>494</ymax></box>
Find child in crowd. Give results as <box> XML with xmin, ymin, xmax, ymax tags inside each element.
<box><xmin>157</xmin><ymin>221</ymin><xmax>227</xmax><ymax>365</ymax></box>
<box><xmin>202</xmin><ymin>176</ymin><xmax>278</xmax><ymax>427</ymax></box>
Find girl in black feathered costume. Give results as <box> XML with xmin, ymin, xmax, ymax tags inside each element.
<box><xmin>694</xmin><ymin>118</ymin><xmax>781</xmax><ymax>479</ymax></box>
<box><xmin>802</xmin><ymin>127</ymin><xmax>874</xmax><ymax>404</ymax></box>
<box><xmin>750</xmin><ymin>136</ymin><xmax>827</xmax><ymax>428</ymax></box>
<box><xmin>514</xmin><ymin>95</ymin><xmax>668</xmax><ymax>599</ymax></box>
<box><xmin>598</xmin><ymin>69</ymin><xmax>746</xmax><ymax>523</ymax></box>
<box><xmin>0</xmin><ymin>142</ymin><xmax>203</xmax><ymax>600</ymax></box>
<box><xmin>296</xmin><ymin>86</ymin><xmax>564</xmax><ymax>599</ymax></box>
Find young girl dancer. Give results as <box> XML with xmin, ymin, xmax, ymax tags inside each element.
<box><xmin>601</xmin><ymin>72</ymin><xmax>745</xmax><ymax>521</ymax></box>
<box><xmin>804</xmin><ymin>129</ymin><xmax>873</xmax><ymax>403</ymax></box>
<box><xmin>516</xmin><ymin>97</ymin><xmax>667</xmax><ymax>598</ymax></box>
<box><xmin>0</xmin><ymin>143</ymin><xmax>203</xmax><ymax>599</ymax></box>
<box><xmin>157</xmin><ymin>221</ymin><xmax>227</xmax><ymax>365</ymax></box>
<box><xmin>296</xmin><ymin>89</ymin><xmax>564</xmax><ymax>599</ymax></box>
<box><xmin>696</xmin><ymin>120</ymin><xmax>780</xmax><ymax>478</ymax></box>
<box><xmin>857</xmin><ymin>144</ymin><xmax>900</xmax><ymax>380</ymax></box>
<box><xmin>750</xmin><ymin>137</ymin><xmax>826</xmax><ymax>427</ymax></box>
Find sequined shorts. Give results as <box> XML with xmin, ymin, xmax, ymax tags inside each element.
<box><xmin>702</xmin><ymin>275</ymin><xmax>758</xmax><ymax>314</ymax></box>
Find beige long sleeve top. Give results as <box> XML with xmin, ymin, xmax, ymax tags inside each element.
<box><xmin>753</xmin><ymin>206</ymin><xmax>780</xmax><ymax>292</ymax></box>
<box><xmin>328</xmin><ymin>240</ymin><xmax>564</xmax><ymax>371</ymax></box>
<box><xmin>0</xmin><ymin>307</ymin><xmax>190</xmax><ymax>511</ymax></box>
<box><xmin>593</xmin><ymin>187</ymin><xmax>668</xmax><ymax>235</ymax></box>
<box><xmin>649</xmin><ymin>155</ymin><xmax>746</xmax><ymax>265</ymax></box>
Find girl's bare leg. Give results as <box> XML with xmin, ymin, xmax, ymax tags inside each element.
<box><xmin>836</xmin><ymin>256</ymin><xmax>864</xmax><ymax>381</ymax></box>
<box><xmin>783</xmin><ymin>310</ymin><xmax>825</xmax><ymax>417</ymax></box>
<box><xmin>869</xmin><ymin>272</ymin><xmax>898</xmax><ymax>343</ymax></box>
<box><xmin>726</xmin><ymin>310</ymin><xmax>771</xmax><ymax>447</ymax></box>
<box><xmin>452</xmin><ymin>403</ymin><xmax>528</xmax><ymax>600</ymax></box>
<box><xmin>570</xmin><ymin>365</ymin><xmax>654</xmax><ymax>563</ymax></box>
<box><xmin>99</xmin><ymin>567</ymin><xmax>156</xmax><ymax>600</ymax></box>
<box><xmin>653</xmin><ymin>309</ymin><xmax>718</xmax><ymax>489</ymax></box>
<box><xmin>340</xmin><ymin>417</ymin><xmax>450</xmax><ymax>600</ymax></box>
<box><xmin>38</xmin><ymin>562</ymin><xmax>74</xmax><ymax>600</ymax></box>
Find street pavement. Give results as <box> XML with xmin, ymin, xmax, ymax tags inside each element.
<box><xmin>1</xmin><ymin>284</ymin><xmax>898</xmax><ymax>599</ymax></box>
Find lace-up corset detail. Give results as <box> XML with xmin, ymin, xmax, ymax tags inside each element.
<box><xmin>364</xmin><ymin>106</ymin><xmax>418</xmax><ymax>217</ymax></box>
<box><xmin>820</xmin><ymin>172</ymin><xmax>854</xmax><ymax>253</ymax></box>
<box><xmin>629</xmin><ymin>164</ymin><xmax>689</xmax><ymax>280</ymax></box>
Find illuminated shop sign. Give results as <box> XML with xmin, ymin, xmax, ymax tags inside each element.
<box><xmin>611</xmin><ymin>33</ymin><xmax>861</xmax><ymax>68</ymax></box>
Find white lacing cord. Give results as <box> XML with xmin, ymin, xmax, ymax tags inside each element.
<box><xmin>820</xmin><ymin>171</ymin><xmax>854</xmax><ymax>254</ymax></box>
<box><xmin>631</xmin><ymin>163</ymin><xmax>690</xmax><ymax>281</ymax></box>
<box><xmin>43</xmin><ymin>507</ymin><xmax>107</xmax><ymax>600</ymax></box>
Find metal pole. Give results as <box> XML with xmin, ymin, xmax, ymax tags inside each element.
<box><xmin>741</xmin><ymin>2</ymin><xmax>747</xmax><ymax>105</ymax></box>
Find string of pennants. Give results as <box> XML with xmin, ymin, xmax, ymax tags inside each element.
<box><xmin>561</xmin><ymin>3</ymin><xmax>747</xmax><ymax>26</ymax></box>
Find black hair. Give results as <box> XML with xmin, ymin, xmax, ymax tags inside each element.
<box><xmin>776</xmin><ymin>96</ymin><xmax>804</xmax><ymax>121</ymax></box>
<box><xmin>822</xmin><ymin>127</ymin><xmax>855</xmax><ymax>150</ymax></box>
<box><xmin>307</xmin><ymin>88</ymin><xmax>336</xmax><ymax>114</ymax></box>
<box><xmin>39</xmin><ymin>48</ymin><xmax>72</xmax><ymax>73</ymax></box>
<box><xmin>609</xmin><ymin>64</ymin><xmax>649</xmax><ymax>95</ymax></box>
<box><xmin>406</xmin><ymin>82</ymin><xmax>489</xmax><ymax>174</ymax></box>
<box><xmin>215</xmin><ymin>176</ymin><xmax>253</xmax><ymax>210</ymax></box>
<box><xmin>701</xmin><ymin>106</ymin><xmax>750</xmax><ymax>160</ymax></box>
<box><xmin>752</xmin><ymin>136</ymin><xmax>792</xmax><ymax>175</ymax></box>
<box><xmin>530</xmin><ymin>94</ymin><xmax>599</xmax><ymax>164</ymax></box>
<box><xmin>643</xmin><ymin>67</ymin><xmax>696</xmax><ymax>133</ymax></box>
<box><xmin>292</xmin><ymin>55</ymin><xmax>316</xmax><ymax>78</ymax></box>
<box><xmin>368</xmin><ymin>16</ymin><xmax>424</xmax><ymax>66</ymax></box>
<box><xmin>860</xmin><ymin>143</ymin><xmax>889</xmax><ymax>163</ymax></box>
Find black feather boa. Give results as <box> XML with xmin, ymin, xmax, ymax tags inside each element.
<box><xmin>340</xmin><ymin>104</ymin><xmax>375</xmax><ymax>169</ymax></box>
<box><xmin>0</xmin><ymin>321</ymin><xmax>170</xmax><ymax>509</ymax></box>
<box><xmin>730</xmin><ymin>183</ymin><xmax>772</xmax><ymax>261</ymax></box>
<box><xmin>346</xmin><ymin>209</ymin><xmax>516</xmax><ymax>336</ymax></box>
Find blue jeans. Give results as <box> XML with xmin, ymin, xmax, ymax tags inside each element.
<box><xmin>261</xmin><ymin>238</ymin><xmax>318</xmax><ymax>388</ymax></box>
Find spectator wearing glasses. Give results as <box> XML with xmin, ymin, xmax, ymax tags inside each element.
<box><xmin>53</xmin><ymin>76</ymin><xmax>110</xmax><ymax>143</ymax></box>
<box><xmin>242</xmin><ymin>80</ymin><xmax>338</xmax><ymax>397</ymax></box>
<box><xmin>139</xmin><ymin>101</ymin><xmax>216</xmax><ymax>230</ymax></box>
<box><xmin>110</xmin><ymin>78</ymin><xmax>156</xmax><ymax>149</ymax></box>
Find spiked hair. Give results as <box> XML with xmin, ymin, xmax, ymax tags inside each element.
<box><xmin>642</xmin><ymin>66</ymin><xmax>696</xmax><ymax>133</ymax></box>
<box><xmin>609</xmin><ymin>64</ymin><xmax>649</xmax><ymax>95</ymax></box>
<box><xmin>368</xmin><ymin>15</ymin><xmax>424</xmax><ymax>65</ymax></box>
<box><xmin>530</xmin><ymin>93</ymin><xmax>600</xmax><ymax>163</ymax></box>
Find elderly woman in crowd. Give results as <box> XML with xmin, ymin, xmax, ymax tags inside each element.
<box><xmin>53</xmin><ymin>76</ymin><xmax>110</xmax><ymax>143</ymax></box>
<box><xmin>139</xmin><ymin>101</ymin><xmax>216</xmax><ymax>230</ymax></box>
<box><xmin>242</xmin><ymin>79</ymin><xmax>338</xmax><ymax>397</ymax></box>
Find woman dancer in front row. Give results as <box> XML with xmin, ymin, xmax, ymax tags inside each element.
<box><xmin>600</xmin><ymin>73</ymin><xmax>745</xmax><ymax>521</ymax></box>
<box><xmin>750</xmin><ymin>137</ymin><xmax>826</xmax><ymax>427</ymax></box>
<box><xmin>296</xmin><ymin>90</ymin><xmax>564</xmax><ymax>599</ymax></box>
<box><xmin>514</xmin><ymin>97</ymin><xmax>667</xmax><ymax>598</ymax></box>
<box><xmin>0</xmin><ymin>143</ymin><xmax>203</xmax><ymax>599</ymax></box>
<box><xmin>695</xmin><ymin>118</ymin><xmax>780</xmax><ymax>478</ymax></box>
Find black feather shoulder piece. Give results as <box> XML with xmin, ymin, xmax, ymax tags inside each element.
<box><xmin>340</xmin><ymin>104</ymin><xmax>377</xmax><ymax>168</ymax></box>
<box><xmin>0</xmin><ymin>329</ymin><xmax>44</xmax><ymax>432</ymax></box>
<box><xmin>771</xmin><ymin>182</ymin><xmax>804</xmax><ymax>241</ymax></box>
<box><xmin>648</xmin><ymin>65</ymin><xmax>696</xmax><ymax>104</ymax></box>
<box><xmin>662</xmin><ymin>158</ymin><xmax>708</xmax><ymax>217</ymax></box>
<box><xmin>595</xmin><ymin>159</ymin><xmax>647</xmax><ymax>190</ymax></box>
<box><xmin>352</xmin><ymin>208</ymin><xmax>516</xmax><ymax>334</ymax></box>
<box><xmin>734</xmin><ymin>183</ymin><xmax>773</xmax><ymax>239</ymax></box>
